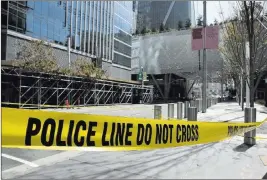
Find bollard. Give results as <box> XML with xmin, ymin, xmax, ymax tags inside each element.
<box><xmin>177</xmin><ymin>102</ymin><xmax>183</xmax><ymax>119</ymax></box>
<box><xmin>244</xmin><ymin>107</ymin><xmax>256</xmax><ymax>145</ymax></box>
<box><xmin>188</xmin><ymin>107</ymin><xmax>197</xmax><ymax>121</ymax></box>
<box><xmin>199</xmin><ymin>99</ymin><xmax>202</xmax><ymax>112</ymax></box>
<box><xmin>196</xmin><ymin>99</ymin><xmax>200</xmax><ymax>112</ymax></box>
<box><xmin>184</xmin><ymin>101</ymin><xmax>189</xmax><ymax>118</ymax></box>
<box><xmin>209</xmin><ymin>98</ymin><xmax>212</xmax><ymax>107</ymax></box>
<box><xmin>190</xmin><ymin>100</ymin><xmax>196</xmax><ymax>107</ymax></box>
<box><xmin>154</xmin><ymin>105</ymin><xmax>162</xmax><ymax>119</ymax></box>
<box><xmin>168</xmin><ymin>103</ymin><xmax>175</xmax><ymax>119</ymax></box>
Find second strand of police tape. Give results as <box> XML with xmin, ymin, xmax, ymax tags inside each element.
<box><xmin>2</xmin><ymin>108</ymin><xmax>266</xmax><ymax>151</ymax></box>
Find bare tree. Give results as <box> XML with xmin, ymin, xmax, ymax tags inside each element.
<box><xmin>220</xmin><ymin>1</ymin><xmax>267</xmax><ymax>107</ymax></box>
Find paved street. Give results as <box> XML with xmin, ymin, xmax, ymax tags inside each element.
<box><xmin>2</xmin><ymin>101</ymin><xmax>267</xmax><ymax>179</ymax></box>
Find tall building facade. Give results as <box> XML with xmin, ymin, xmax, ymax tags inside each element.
<box><xmin>1</xmin><ymin>1</ymin><xmax>133</xmax><ymax>80</ymax></box>
<box><xmin>113</xmin><ymin>1</ymin><xmax>133</xmax><ymax>68</ymax></box>
<box><xmin>136</xmin><ymin>1</ymin><xmax>192</xmax><ymax>32</ymax></box>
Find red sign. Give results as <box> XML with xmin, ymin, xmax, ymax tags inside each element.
<box><xmin>192</xmin><ymin>26</ymin><xmax>219</xmax><ymax>50</ymax></box>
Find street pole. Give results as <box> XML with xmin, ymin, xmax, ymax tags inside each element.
<box><xmin>67</xmin><ymin>37</ymin><xmax>71</xmax><ymax>106</ymax></box>
<box><xmin>198</xmin><ymin>50</ymin><xmax>201</xmax><ymax>71</ymax></box>
<box><xmin>221</xmin><ymin>60</ymin><xmax>224</xmax><ymax>101</ymax></box>
<box><xmin>68</xmin><ymin>37</ymin><xmax>71</xmax><ymax>69</ymax></box>
<box><xmin>141</xmin><ymin>66</ymin><xmax>144</xmax><ymax>104</ymax></box>
<box><xmin>202</xmin><ymin>1</ymin><xmax>207</xmax><ymax>113</ymax></box>
<box><xmin>245</xmin><ymin>41</ymin><xmax>250</xmax><ymax>107</ymax></box>
<box><xmin>240</xmin><ymin>73</ymin><xmax>243</xmax><ymax>108</ymax></box>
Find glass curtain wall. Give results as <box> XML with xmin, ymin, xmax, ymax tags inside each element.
<box><xmin>3</xmin><ymin>1</ymin><xmax>117</xmax><ymax>63</ymax></box>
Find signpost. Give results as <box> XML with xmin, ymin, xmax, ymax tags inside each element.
<box><xmin>139</xmin><ymin>67</ymin><xmax>144</xmax><ymax>103</ymax></box>
<box><xmin>192</xmin><ymin>26</ymin><xmax>219</xmax><ymax>50</ymax></box>
<box><xmin>191</xmin><ymin>11</ymin><xmax>219</xmax><ymax>113</ymax></box>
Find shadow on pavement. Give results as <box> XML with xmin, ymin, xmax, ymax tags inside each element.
<box><xmin>262</xmin><ymin>172</ymin><xmax>267</xmax><ymax>179</ymax></box>
<box><xmin>222</xmin><ymin>116</ymin><xmax>244</xmax><ymax>122</ymax></box>
<box><xmin>233</xmin><ymin>143</ymin><xmax>254</xmax><ymax>152</ymax></box>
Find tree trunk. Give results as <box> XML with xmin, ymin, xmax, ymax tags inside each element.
<box><xmin>250</xmin><ymin>77</ymin><xmax>255</xmax><ymax>107</ymax></box>
<box><xmin>241</xmin><ymin>78</ymin><xmax>245</xmax><ymax>111</ymax></box>
<box><xmin>237</xmin><ymin>86</ymin><xmax>241</xmax><ymax>105</ymax></box>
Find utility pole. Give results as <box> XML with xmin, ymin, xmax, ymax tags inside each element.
<box><xmin>245</xmin><ymin>41</ymin><xmax>250</xmax><ymax>107</ymax></box>
<box><xmin>240</xmin><ymin>72</ymin><xmax>243</xmax><ymax>110</ymax></box>
<box><xmin>141</xmin><ymin>66</ymin><xmax>144</xmax><ymax>104</ymax></box>
<box><xmin>198</xmin><ymin>50</ymin><xmax>201</xmax><ymax>71</ymax></box>
<box><xmin>202</xmin><ymin>1</ymin><xmax>207</xmax><ymax>113</ymax></box>
<box><xmin>67</xmin><ymin>37</ymin><xmax>71</xmax><ymax>105</ymax></box>
<box><xmin>68</xmin><ymin>37</ymin><xmax>71</xmax><ymax>69</ymax></box>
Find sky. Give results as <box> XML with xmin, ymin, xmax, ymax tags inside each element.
<box><xmin>193</xmin><ymin>1</ymin><xmax>267</xmax><ymax>25</ymax></box>
<box><xmin>193</xmin><ymin>1</ymin><xmax>236</xmax><ymax>25</ymax></box>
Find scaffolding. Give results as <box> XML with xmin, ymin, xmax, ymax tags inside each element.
<box><xmin>1</xmin><ymin>66</ymin><xmax>153</xmax><ymax>109</ymax></box>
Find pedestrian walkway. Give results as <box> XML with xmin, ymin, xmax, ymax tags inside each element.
<box><xmin>46</xmin><ymin>101</ymin><xmax>267</xmax><ymax>124</ymax></box>
<box><xmin>198</xmin><ymin>101</ymin><xmax>267</xmax><ymax>123</ymax></box>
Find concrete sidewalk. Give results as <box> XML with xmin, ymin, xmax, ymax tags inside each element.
<box><xmin>4</xmin><ymin>136</ymin><xmax>267</xmax><ymax>179</ymax></box>
<box><xmin>44</xmin><ymin>101</ymin><xmax>267</xmax><ymax>123</ymax></box>
<box><xmin>2</xmin><ymin>101</ymin><xmax>267</xmax><ymax>179</ymax></box>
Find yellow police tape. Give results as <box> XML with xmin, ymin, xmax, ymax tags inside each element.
<box><xmin>2</xmin><ymin>107</ymin><xmax>267</xmax><ymax>151</ymax></box>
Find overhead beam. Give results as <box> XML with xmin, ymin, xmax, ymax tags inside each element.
<box><xmin>163</xmin><ymin>1</ymin><xmax>175</xmax><ymax>26</ymax></box>
<box><xmin>151</xmin><ymin>74</ymin><xmax>164</xmax><ymax>98</ymax></box>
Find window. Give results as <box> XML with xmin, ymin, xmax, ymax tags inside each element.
<box><xmin>26</xmin><ymin>10</ymin><xmax>33</xmax><ymax>32</ymax></box>
<box><xmin>76</xmin><ymin>35</ymin><xmax>80</xmax><ymax>50</ymax></box>
<box><xmin>114</xmin><ymin>15</ymin><xmax>132</xmax><ymax>34</ymax></box>
<box><xmin>54</xmin><ymin>20</ymin><xmax>60</xmax><ymax>42</ymax></box>
<box><xmin>17</xmin><ymin>9</ymin><xmax>26</xmax><ymax>18</ymax></box>
<box><xmin>41</xmin><ymin>2</ymin><xmax>48</xmax><ymax>16</ymax></box>
<box><xmin>114</xmin><ymin>40</ymin><xmax>131</xmax><ymax>56</ymax></box>
<box><xmin>60</xmin><ymin>28</ymin><xmax>66</xmax><ymax>44</ymax></box>
<box><xmin>8</xmin><ymin>11</ymin><xmax>17</xmax><ymax>28</ymax></box>
<box><xmin>2</xmin><ymin>12</ymin><xmax>7</xmax><ymax>27</ymax></box>
<box><xmin>41</xmin><ymin>20</ymin><xmax>48</xmax><ymax>38</ymax></box>
<box><xmin>113</xmin><ymin>53</ymin><xmax>131</xmax><ymax>67</ymax></box>
<box><xmin>33</xmin><ymin>17</ymin><xmax>41</xmax><ymax>37</ymax></box>
<box><xmin>34</xmin><ymin>2</ymin><xmax>42</xmax><ymax>13</ymax></box>
<box><xmin>47</xmin><ymin>21</ymin><xmax>54</xmax><ymax>40</ymax></box>
<box><xmin>2</xmin><ymin>1</ymin><xmax>8</xmax><ymax>10</ymax></box>
<box><xmin>17</xmin><ymin>16</ymin><xmax>26</xmax><ymax>32</ymax></box>
<box><xmin>114</xmin><ymin>27</ymin><xmax>131</xmax><ymax>45</ymax></box>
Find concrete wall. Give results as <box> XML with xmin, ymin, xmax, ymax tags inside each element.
<box><xmin>5</xmin><ymin>34</ymin><xmax>92</xmax><ymax>68</ymax></box>
<box><xmin>132</xmin><ymin>29</ymin><xmax>223</xmax><ymax>80</ymax></box>
<box><xmin>102</xmin><ymin>61</ymin><xmax>131</xmax><ymax>80</ymax></box>
<box><xmin>3</xmin><ymin>31</ymin><xmax>131</xmax><ymax>81</ymax></box>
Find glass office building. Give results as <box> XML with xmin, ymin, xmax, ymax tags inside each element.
<box><xmin>136</xmin><ymin>1</ymin><xmax>191</xmax><ymax>32</ymax></box>
<box><xmin>1</xmin><ymin>1</ymin><xmax>133</xmax><ymax>69</ymax></box>
<box><xmin>113</xmin><ymin>1</ymin><xmax>133</xmax><ymax>68</ymax></box>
